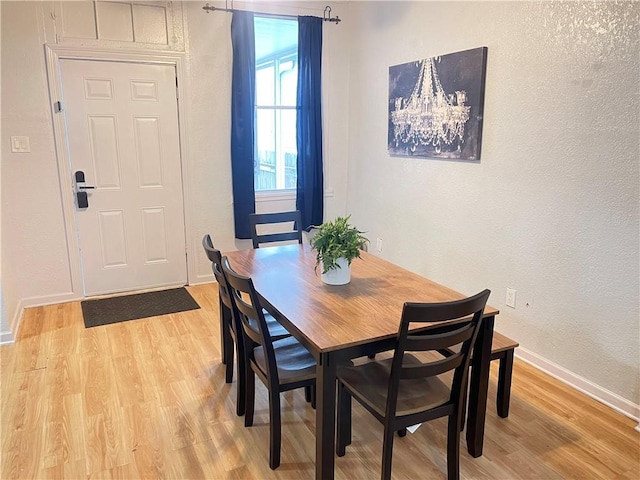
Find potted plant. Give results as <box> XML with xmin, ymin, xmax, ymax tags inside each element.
<box><xmin>310</xmin><ymin>215</ymin><xmax>369</xmax><ymax>285</ymax></box>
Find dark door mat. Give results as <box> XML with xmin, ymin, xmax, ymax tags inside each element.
<box><xmin>81</xmin><ymin>287</ymin><xmax>200</xmax><ymax>328</ymax></box>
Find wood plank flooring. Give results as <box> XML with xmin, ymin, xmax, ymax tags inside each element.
<box><xmin>1</xmin><ymin>284</ymin><xmax>638</xmax><ymax>479</ymax></box>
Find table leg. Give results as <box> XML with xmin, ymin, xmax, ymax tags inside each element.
<box><xmin>316</xmin><ymin>352</ymin><xmax>337</xmax><ymax>480</ymax></box>
<box><xmin>466</xmin><ymin>315</ymin><xmax>494</xmax><ymax>457</ymax></box>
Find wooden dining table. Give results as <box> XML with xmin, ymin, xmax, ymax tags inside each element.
<box><xmin>224</xmin><ymin>244</ymin><xmax>499</xmax><ymax>480</ymax></box>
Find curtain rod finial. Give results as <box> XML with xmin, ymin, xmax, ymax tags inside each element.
<box><xmin>323</xmin><ymin>5</ymin><xmax>341</xmax><ymax>23</ymax></box>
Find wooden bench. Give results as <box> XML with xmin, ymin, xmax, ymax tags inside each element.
<box><xmin>488</xmin><ymin>332</ymin><xmax>519</xmax><ymax>418</ymax></box>
<box><xmin>368</xmin><ymin>331</ymin><xmax>519</xmax><ymax>417</ymax></box>
<box><xmin>440</xmin><ymin>331</ymin><xmax>519</xmax><ymax>418</ymax></box>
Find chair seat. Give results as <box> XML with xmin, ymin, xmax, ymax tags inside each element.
<box><xmin>338</xmin><ymin>354</ymin><xmax>450</xmax><ymax>417</ymax></box>
<box><xmin>254</xmin><ymin>336</ymin><xmax>316</xmax><ymax>383</ymax></box>
<box><xmin>263</xmin><ymin>312</ymin><xmax>290</xmax><ymax>339</ymax></box>
<box><xmin>244</xmin><ymin>311</ymin><xmax>289</xmax><ymax>339</ymax></box>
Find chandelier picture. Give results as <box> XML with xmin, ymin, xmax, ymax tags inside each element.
<box><xmin>388</xmin><ymin>47</ymin><xmax>488</xmax><ymax>160</ymax></box>
<box><xmin>391</xmin><ymin>57</ymin><xmax>470</xmax><ymax>153</ymax></box>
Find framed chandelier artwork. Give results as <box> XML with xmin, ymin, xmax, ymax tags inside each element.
<box><xmin>388</xmin><ymin>47</ymin><xmax>488</xmax><ymax>160</ymax></box>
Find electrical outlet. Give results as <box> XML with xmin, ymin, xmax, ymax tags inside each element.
<box><xmin>506</xmin><ymin>288</ymin><xmax>517</xmax><ymax>308</ymax></box>
<box><xmin>376</xmin><ymin>237</ymin><xmax>383</xmax><ymax>252</ymax></box>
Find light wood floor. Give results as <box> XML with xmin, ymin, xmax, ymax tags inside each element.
<box><xmin>1</xmin><ymin>284</ymin><xmax>638</xmax><ymax>479</ymax></box>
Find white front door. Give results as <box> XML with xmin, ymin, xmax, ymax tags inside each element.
<box><xmin>60</xmin><ymin>59</ymin><xmax>187</xmax><ymax>296</ymax></box>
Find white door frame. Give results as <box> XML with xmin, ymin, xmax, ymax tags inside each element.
<box><xmin>45</xmin><ymin>44</ymin><xmax>194</xmax><ymax>297</ymax></box>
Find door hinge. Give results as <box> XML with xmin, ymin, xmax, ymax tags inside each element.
<box><xmin>54</xmin><ymin>101</ymin><xmax>63</xmax><ymax>113</ymax></box>
<box><xmin>175</xmin><ymin>78</ymin><xmax>179</xmax><ymax>99</ymax></box>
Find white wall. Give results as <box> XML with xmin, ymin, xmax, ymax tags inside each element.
<box><xmin>0</xmin><ymin>5</ymin><xmax>5</xmax><ymax>338</ymax></box>
<box><xmin>0</xmin><ymin>0</ymin><xmax>352</xmax><ymax>337</ymax></box>
<box><xmin>344</xmin><ymin>1</ymin><xmax>639</xmax><ymax>408</ymax></box>
<box><xmin>1</xmin><ymin>1</ymin><xmax>76</xmax><ymax>339</ymax></box>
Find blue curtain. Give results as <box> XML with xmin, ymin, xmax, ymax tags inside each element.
<box><xmin>296</xmin><ymin>16</ymin><xmax>324</xmax><ymax>230</ymax></box>
<box><xmin>230</xmin><ymin>11</ymin><xmax>256</xmax><ymax>239</ymax></box>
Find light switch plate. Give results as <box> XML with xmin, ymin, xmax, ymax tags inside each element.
<box><xmin>506</xmin><ymin>288</ymin><xmax>517</xmax><ymax>308</ymax></box>
<box><xmin>10</xmin><ymin>136</ymin><xmax>30</xmax><ymax>153</ymax></box>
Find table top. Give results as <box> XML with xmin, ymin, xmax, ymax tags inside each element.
<box><xmin>224</xmin><ymin>244</ymin><xmax>498</xmax><ymax>354</ymax></box>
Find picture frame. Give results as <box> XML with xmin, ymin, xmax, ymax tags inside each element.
<box><xmin>388</xmin><ymin>47</ymin><xmax>488</xmax><ymax>160</ymax></box>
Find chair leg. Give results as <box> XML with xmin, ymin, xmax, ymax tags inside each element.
<box><xmin>268</xmin><ymin>390</ymin><xmax>282</xmax><ymax>469</ymax></box>
<box><xmin>225</xmin><ymin>329</ymin><xmax>234</xmax><ymax>384</ymax></box>
<box><xmin>497</xmin><ymin>350</ymin><xmax>514</xmax><ymax>418</ymax></box>
<box><xmin>381</xmin><ymin>425</ymin><xmax>395</xmax><ymax>480</ymax></box>
<box><xmin>244</xmin><ymin>364</ymin><xmax>255</xmax><ymax>427</ymax></box>
<box><xmin>310</xmin><ymin>384</ymin><xmax>316</xmax><ymax>410</ymax></box>
<box><xmin>235</xmin><ymin>340</ymin><xmax>246</xmax><ymax>416</ymax></box>
<box><xmin>222</xmin><ymin>305</ymin><xmax>235</xmax><ymax>383</ymax></box>
<box><xmin>219</xmin><ymin>299</ymin><xmax>229</xmax><ymax>365</ymax></box>
<box><xmin>447</xmin><ymin>413</ymin><xmax>461</xmax><ymax>480</ymax></box>
<box><xmin>460</xmin><ymin>376</ymin><xmax>468</xmax><ymax>432</ymax></box>
<box><xmin>304</xmin><ymin>385</ymin><xmax>312</xmax><ymax>403</ymax></box>
<box><xmin>336</xmin><ymin>381</ymin><xmax>352</xmax><ymax>457</ymax></box>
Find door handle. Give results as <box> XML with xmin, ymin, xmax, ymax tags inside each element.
<box><xmin>74</xmin><ymin>171</ymin><xmax>95</xmax><ymax>209</ymax></box>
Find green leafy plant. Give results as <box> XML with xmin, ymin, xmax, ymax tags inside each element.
<box><xmin>310</xmin><ymin>216</ymin><xmax>369</xmax><ymax>274</ymax></box>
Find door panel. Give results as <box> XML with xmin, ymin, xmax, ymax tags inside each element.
<box><xmin>98</xmin><ymin>210</ymin><xmax>127</xmax><ymax>267</ymax></box>
<box><xmin>60</xmin><ymin>59</ymin><xmax>187</xmax><ymax>296</ymax></box>
<box><xmin>141</xmin><ymin>207</ymin><xmax>169</xmax><ymax>262</ymax></box>
<box><xmin>89</xmin><ymin>115</ymin><xmax>121</xmax><ymax>187</ymax></box>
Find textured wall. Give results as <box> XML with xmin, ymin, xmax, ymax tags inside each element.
<box><xmin>345</xmin><ymin>1</ymin><xmax>639</xmax><ymax>404</ymax></box>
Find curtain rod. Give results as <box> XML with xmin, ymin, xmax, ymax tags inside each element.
<box><xmin>202</xmin><ymin>2</ymin><xmax>341</xmax><ymax>23</ymax></box>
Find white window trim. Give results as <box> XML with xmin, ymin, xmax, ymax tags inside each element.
<box><xmin>256</xmin><ymin>189</ymin><xmax>296</xmax><ymax>203</ymax></box>
<box><xmin>255</xmin><ymin>188</ymin><xmax>334</xmax><ymax>203</ymax></box>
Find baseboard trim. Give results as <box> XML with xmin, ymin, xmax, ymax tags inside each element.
<box><xmin>516</xmin><ymin>347</ymin><xmax>640</xmax><ymax>422</ymax></box>
<box><xmin>1</xmin><ymin>292</ymin><xmax>82</xmax><ymax>345</ymax></box>
<box><xmin>190</xmin><ymin>274</ymin><xmax>214</xmax><ymax>285</ymax></box>
<box><xmin>0</xmin><ymin>329</ymin><xmax>14</xmax><ymax>344</ymax></box>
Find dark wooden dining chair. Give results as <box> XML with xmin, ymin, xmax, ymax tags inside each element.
<box><xmin>202</xmin><ymin>234</ymin><xmax>233</xmax><ymax>381</ymax></box>
<box><xmin>203</xmin><ymin>234</ymin><xmax>290</xmax><ymax>391</ymax></box>
<box><xmin>249</xmin><ymin>210</ymin><xmax>303</xmax><ymax>248</ymax></box>
<box><xmin>210</xmin><ymin>261</ymin><xmax>247</xmax><ymax>416</ymax></box>
<box><xmin>212</xmin><ymin>260</ymin><xmax>293</xmax><ymax>417</ymax></box>
<box><xmin>336</xmin><ymin>290</ymin><xmax>491</xmax><ymax>480</ymax></box>
<box><xmin>221</xmin><ymin>256</ymin><xmax>316</xmax><ymax>470</ymax></box>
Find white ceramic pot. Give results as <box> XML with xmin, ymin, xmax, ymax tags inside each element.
<box><xmin>321</xmin><ymin>257</ymin><xmax>351</xmax><ymax>285</ymax></box>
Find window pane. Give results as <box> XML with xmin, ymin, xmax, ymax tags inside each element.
<box><xmin>256</xmin><ymin>64</ymin><xmax>275</xmax><ymax>106</ymax></box>
<box><xmin>254</xmin><ymin>17</ymin><xmax>298</xmax><ymax>64</ymax></box>
<box><xmin>280</xmin><ymin>61</ymin><xmax>298</xmax><ymax>107</ymax></box>
<box><xmin>279</xmin><ymin>109</ymin><xmax>297</xmax><ymax>189</ymax></box>
<box><xmin>255</xmin><ymin>109</ymin><xmax>276</xmax><ymax>191</ymax></box>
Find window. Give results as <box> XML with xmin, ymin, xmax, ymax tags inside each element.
<box><xmin>254</xmin><ymin>16</ymin><xmax>298</xmax><ymax>192</ymax></box>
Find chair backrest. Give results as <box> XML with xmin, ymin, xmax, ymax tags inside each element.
<box><xmin>249</xmin><ymin>211</ymin><xmax>303</xmax><ymax>248</ymax></box>
<box><xmin>211</xmin><ymin>261</ymin><xmax>235</xmax><ymax>322</ymax></box>
<box><xmin>202</xmin><ymin>234</ymin><xmax>223</xmax><ymax>265</ymax></box>
<box><xmin>386</xmin><ymin>290</ymin><xmax>491</xmax><ymax>420</ymax></box>
<box><xmin>221</xmin><ymin>256</ymin><xmax>280</xmax><ymax>383</ymax></box>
